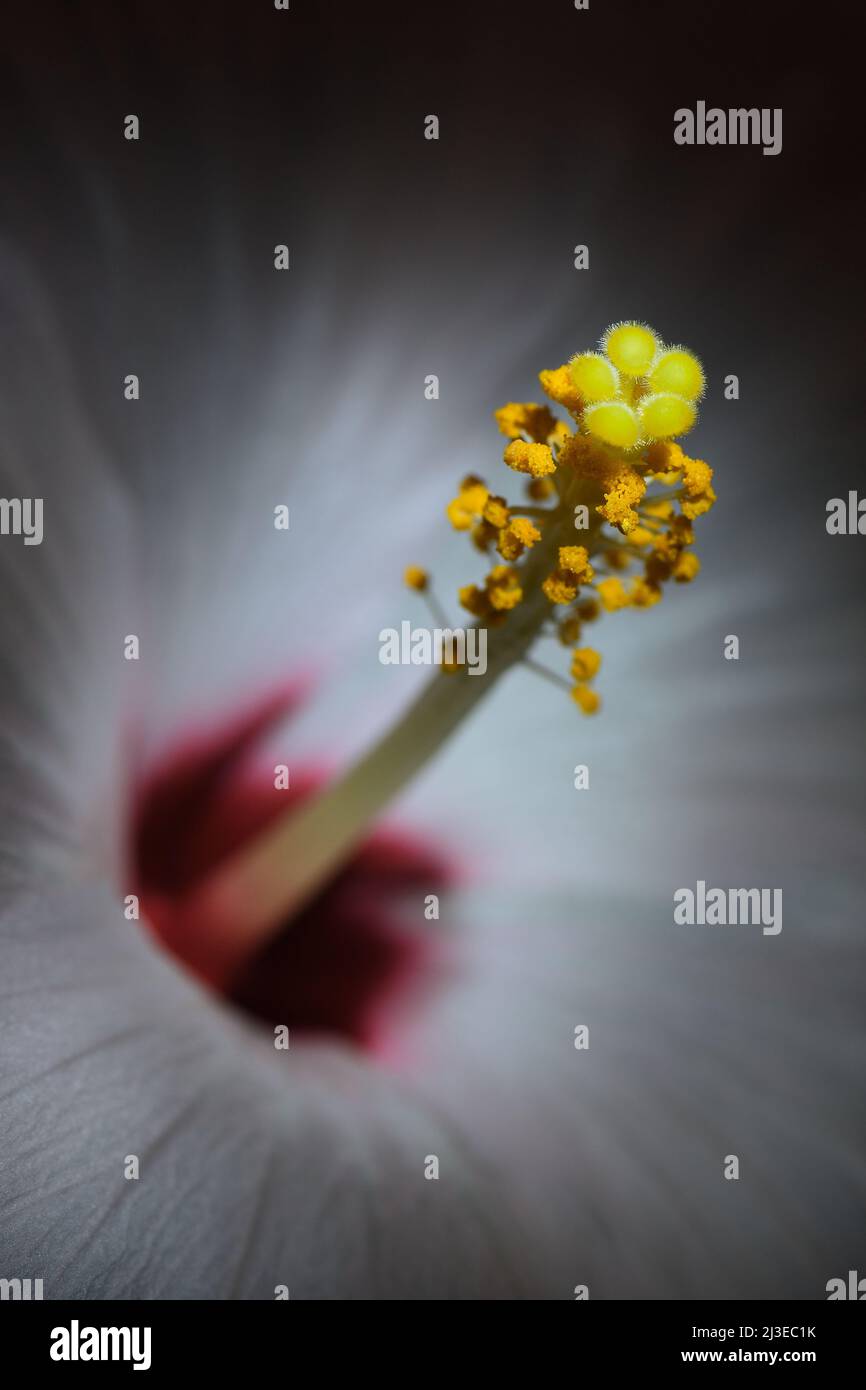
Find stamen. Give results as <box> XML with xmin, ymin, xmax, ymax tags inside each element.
<box><xmin>177</xmin><ymin>321</ymin><xmax>716</xmax><ymax>980</ymax></box>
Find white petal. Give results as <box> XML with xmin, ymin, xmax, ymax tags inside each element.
<box><xmin>0</xmin><ymin>249</ymin><xmax>133</xmax><ymax>892</ymax></box>
<box><xmin>0</xmin><ymin>886</ymin><xmax>549</xmax><ymax>1298</ymax></box>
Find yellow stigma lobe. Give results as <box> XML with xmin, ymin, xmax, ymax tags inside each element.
<box><xmin>584</xmin><ymin>400</ymin><xmax>640</xmax><ymax>449</ymax></box>
<box><xmin>569</xmin><ymin>352</ymin><xmax>619</xmax><ymax>402</ymax></box>
<box><xmin>603</xmin><ymin>322</ymin><xmax>659</xmax><ymax>376</ymax></box>
<box><xmin>638</xmin><ymin>392</ymin><xmax>696</xmax><ymax>440</ymax></box>
<box><xmin>648</xmin><ymin>348</ymin><xmax>705</xmax><ymax>401</ymax></box>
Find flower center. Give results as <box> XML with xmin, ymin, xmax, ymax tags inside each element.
<box><xmin>130</xmin><ymin>687</ymin><xmax>449</xmax><ymax>1052</ymax></box>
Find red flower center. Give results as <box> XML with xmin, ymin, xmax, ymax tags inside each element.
<box><xmin>130</xmin><ymin>685</ymin><xmax>450</xmax><ymax>1051</ymax></box>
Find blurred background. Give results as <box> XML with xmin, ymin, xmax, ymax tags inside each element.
<box><xmin>1</xmin><ymin>0</ymin><xmax>864</xmax><ymax>1299</ymax></box>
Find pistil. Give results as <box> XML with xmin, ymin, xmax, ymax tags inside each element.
<box><xmin>171</xmin><ymin>318</ymin><xmax>714</xmax><ymax>986</ymax></box>
<box><xmin>179</xmin><ymin>483</ymin><xmax>603</xmax><ymax>984</ymax></box>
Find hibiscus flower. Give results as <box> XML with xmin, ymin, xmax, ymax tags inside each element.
<box><xmin>1</xmin><ymin>4</ymin><xmax>863</xmax><ymax>1301</ymax></box>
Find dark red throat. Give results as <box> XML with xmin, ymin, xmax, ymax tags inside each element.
<box><xmin>131</xmin><ymin>685</ymin><xmax>450</xmax><ymax>1051</ymax></box>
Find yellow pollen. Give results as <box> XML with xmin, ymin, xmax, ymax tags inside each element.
<box><xmin>597</xmin><ymin>467</ymin><xmax>646</xmax><ymax>534</ymax></box>
<box><xmin>494</xmin><ymin>401</ymin><xmax>558</xmax><ymax>442</ymax></box>
<box><xmin>486</xmin><ymin>564</ymin><xmax>523</xmax><ymax>610</ymax></box>
<box><xmin>571</xmin><ymin>684</ymin><xmax>601</xmax><ymax>715</ymax></box>
<box><xmin>482</xmin><ymin>495</ymin><xmax>510</xmax><ymax>529</ymax></box>
<box><xmin>543</xmin><ymin>572</ymin><xmax>580</xmax><ymax>605</ymax></box>
<box><xmin>503</xmin><ymin>439</ymin><xmax>556</xmax><ymax>478</ymax></box>
<box><xmin>447</xmin><ymin>482</ymin><xmax>489</xmax><ymax>530</ymax></box>
<box><xmin>629</xmin><ymin>576</ymin><xmax>663</xmax><ymax>608</ymax></box>
<box><xmin>497</xmin><ymin>518</ymin><xmax>539</xmax><ymax>562</ymax></box>
<box><xmin>436</xmin><ymin>320</ymin><xmax>714</xmax><ymax>712</ymax></box>
<box><xmin>571</xmin><ymin>647</ymin><xmax>602</xmax><ymax>681</ymax></box>
<box><xmin>549</xmin><ymin>420</ymin><xmax>573</xmax><ymax>452</ymax></box>
<box><xmin>471</xmin><ymin>519</ymin><xmax>500</xmax><ymax>552</ymax></box>
<box><xmin>403</xmin><ymin>565</ymin><xmax>428</xmax><ymax>591</ymax></box>
<box><xmin>680</xmin><ymin>455</ymin><xmax>716</xmax><ymax>519</ymax></box>
<box><xmin>628</xmin><ymin>526</ymin><xmax>655</xmax><ymax>547</ymax></box>
<box><xmin>673</xmin><ymin>552</ymin><xmax>701</xmax><ymax>582</ymax></box>
<box><xmin>538</xmin><ymin>364</ymin><xmax>584</xmax><ymax>413</ymax></box>
<box><xmin>558</xmin><ymin>544</ymin><xmax>593</xmax><ymax>581</ymax></box>
<box><xmin>596</xmin><ymin>576</ymin><xmax>630</xmax><ymax>611</ymax></box>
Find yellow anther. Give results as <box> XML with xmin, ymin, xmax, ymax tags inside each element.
<box><xmin>549</xmin><ymin>420</ymin><xmax>573</xmax><ymax>452</ymax></box>
<box><xmin>539</xmin><ymin>364</ymin><xmax>584</xmax><ymax>413</ymax></box>
<box><xmin>644</xmin><ymin>439</ymin><xmax>686</xmax><ymax>478</ymax></box>
<box><xmin>447</xmin><ymin>482</ymin><xmax>489</xmax><ymax>530</ymax></box>
<box><xmin>438</xmin><ymin>321</ymin><xmax>714</xmax><ymax>714</ymax></box>
<box><xmin>494</xmin><ymin>402</ymin><xmax>558</xmax><ymax>442</ymax></box>
<box><xmin>558</xmin><ymin>545</ymin><xmax>593</xmax><ymax>582</ymax></box>
<box><xmin>650</xmin><ymin>531</ymin><xmax>680</xmax><ymax>563</ymax></box>
<box><xmin>680</xmin><ymin>455</ymin><xmax>716</xmax><ymax>519</ymax></box>
<box><xmin>497</xmin><ymin>516</ymin><xmax>541</xmax><ymax>561</ymax></box>
<box><xmin>556</xmin><ymin>432</ymin><xmax>592</xmax><ymax>472</ymax></box>
<box><xmin>672</xmin><ymin>515</ymin><xmax>695</xmax><ymax>543</ymax></box>
<box><xmin>628</xmin><ymin>526</ymin><xmax>655</xmax><ymax>547</ymax></box>
<box><xmin>498</xmin><ymin>534</ymin><xmax>522</xmax><ymax>564</ymax></box>
<box><xmin>543</xmin><ymin>572</ymin><xmax>579</xmax><ymax>605</ymax></box>
<box><xmin>642</xmin><ymin>498</ymin><xmax>675</xmax><ymax>519</ymax></box>
<box><xmin>681</xmin><ymin>455</ymin><xmax>714</xmax><ymax>497</ymax></box>
<box><xmin>673</xmin><ymin>552</ymin><xmax>701</xmax><ymax>582</ymax></box>
<box><xmin>486</xmin><ymin>565</ymin><xmax>523</xmax><ymax>610</ymax></box>
<box><xmin>571</xmin><ymin>684</ymin><xmax>601</xmax><ymax>715</ymax></box>
<box><xmin>596</xmin><ymin>577</ymin><xmax>630</xmax><ymax>611</ymax></box>
<box><xmin>629</xmin><ymin>576</ymin><xmax>663</xmax><ymax>608</ymax></box>
<box><xmin>458</xmin><ymin>583</ymin><xmax>491</xmax><ymax>618</ymax></box>
<box><xmin>597</xmin><ymin>467</ymin><xmax>646</xmax><ymax>534</ymax></box>
<box><xmin>404</xmin><ymin>565</ymin><xmax>428</xmax><ymax>591</ymax></box>
<box><xmin>471</xmin><ymin>519</ymin><xmax>500</xmax><ymax>552</ymax></box>
<box><xmin>571</xmin><ymin>647</ymin><xmax>602</xmax><ymax>681</ymax></box>
<box><xmin>512</xmin><ymin>517</ymin><xmax>542</xmax><ymax>545</ymax></box>
<box><xmin>503</xmin><ymin>439</ymin><xmax>556</xmax><ymax>478</ymax></box>
<box><xmin>482</xmin><ymin>495</ymin><xmax>510</xmax><ymax>529</ymax></box>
